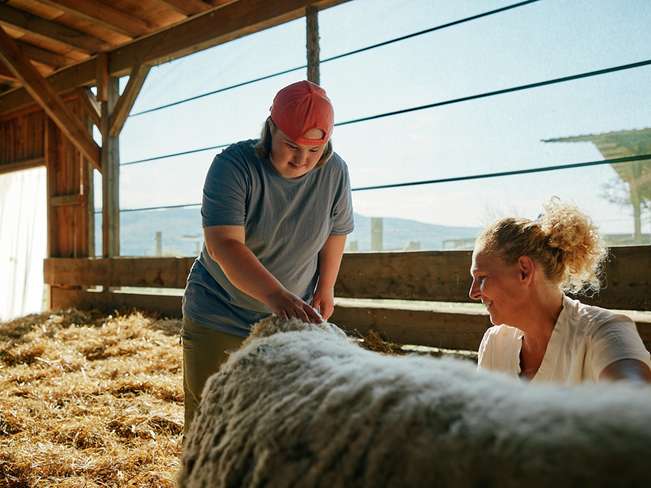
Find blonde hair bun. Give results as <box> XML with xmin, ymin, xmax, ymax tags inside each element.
<box><xmin>478</xmin><ymin>198</ymin><xmax>607</xmax><ymax>294</ymax></box>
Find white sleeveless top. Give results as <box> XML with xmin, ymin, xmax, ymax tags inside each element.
<box><xmin>477</xmin><ymin>295</ymin><xmax>651</xmax><ymax>384</ymax></box>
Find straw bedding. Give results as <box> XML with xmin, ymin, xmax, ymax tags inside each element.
<box><xmin>0</xmin><ymin>308</ymin><xmax>419</xmax><ymax>487</ymax></box>
<box><xmin>0</xmin><ymin>309</ymin><xmax>184</xmax><ymax>487</ymax></box>
<box><xmin>180</xmin><ymin>315</ymin><xmax>651</xmax><ymax>488</ymax></box>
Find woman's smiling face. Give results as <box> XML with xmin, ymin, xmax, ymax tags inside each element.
<box><xmin>469</xmin><ymin>246</ymin><xmax>530</xmax><ymax>326</ymax></box>
<box><xmin>269</xmin><ymin>125</ymin><xmax>327</xmax><ymax>179</ymax></box>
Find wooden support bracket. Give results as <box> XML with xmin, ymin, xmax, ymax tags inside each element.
<box><xmin>109</xmin><ymin>63</ymin><xmax>151</xmax><ymax>136</ymax></box>
<box><xmin>77</xmin><ymin>87</ymin><xmax>101</xmax><ymax>127</ymax></box>
<box><xmin>0</xmin><ymin>25</ymin><xmax>101</xmax><ymax>170</ymax></box>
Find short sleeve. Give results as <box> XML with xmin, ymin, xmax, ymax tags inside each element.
<box><xmin>330</xmin><ymin>157</ymin><xmax>354</xmax><ymax>235</ymax></box>
<box><xmin>589</xmin><ymin>318</ymin><xmax>651</xmax><ymax>377</ymax></box>
<box><xmin>202</xmin><ymin>148</ymin><xmax>249</xmax><ymax>228</ymax></box>
<box><xmin>477</xmin><ymin>328</ymin><xmax>495</xmax><ymax>370</ymax></box>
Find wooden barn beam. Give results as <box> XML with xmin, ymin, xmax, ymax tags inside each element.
<box><xmin>37</xmin><ymin>0</ymin><xmax>150</xmax><ymax>38</ymax></box>
<box><xmin>108</xmin><ymin>0</ymin><xmax>348</xmax><ymax>75</ymax></box>
<box><xmin>0</xmin><ymin>25</ymin><xmax>100</xmax><ymax>169</ymax></box>
<box><xmin>0</xmin><ymin>157</ymin><xmax>45</xmax><ymax>175</ymax></box>
<box><xmin>16</xmin><ymin>40</ymin><xmax>75</xmax><ymax>69</ymax></box>
<box><xmin>0</xmin><ymin>0</ymin><xmax>350</xmax><ymax>114</ymax></box>
<box><xmin>157</xmin><ymin>0</ymin><xmax>213</xmax><ymax>16</ymax></box>
<box><xmin>207</xmin><ymin>1</ymin><xmax>240</xmax><ymax>7</ymax></box>
<box><xmin>0</xmin><ymin>4</ymin><xmax>106</xmax><ymax>53</ymax></box>
<box><xmin>109</xmin><ymin>63</ymin><xmax>150</xmax><ymax>136</ymax></box>
<box><xmin>0</xmin><ymin>60</ymin><xmax>18</xmax><ymax>81</ymax></box>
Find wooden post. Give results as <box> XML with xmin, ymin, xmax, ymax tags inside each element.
<box><xmin>371</xmin><ymin>217</ymin><xmax>383</xmax><ymax>252</ymax></box>
<box><xmin>98</xmin><ymin>53</ymin><xmax>120</xmax><ymax>258</ymax></box>
<box><xmin>155</xmin><ymin>231</ymin><xmax>163</xmax><ymax>256</ymax></box>
<box><xmin>45</xmin><ymin>119</ymin><xmax>57</xmax><ymax>260</ymax></box>
<box><xmin>306</xmin><ymin>5</ymin><xmax>320</xmax><ymax>84</ymax></box>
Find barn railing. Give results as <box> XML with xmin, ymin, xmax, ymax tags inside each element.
<box><xmin>44</xmin><ymin>246</ymin><xmax>651</xmax><ymax>351</ymax></box>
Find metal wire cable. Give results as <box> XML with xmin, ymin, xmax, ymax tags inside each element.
<box><xmin>104</xmin><ymin>153</ymin><xmax>651</xmax><ymax>213</ymax></box>
<box><xmin>351</xmin><ymin>153</ymin><xmax>651</xmax><ymax>192</ymax></box>
<box><xmin>120</xmin><ymin>58</ymin><xmax>651</xmax><ymax>166</ymax></box>
<box><xmin>334</xmin><ymin>59</ymin><xmax>651</xmax><ymax>127</ymax></box>
<box><xmin>128</xmin><ymin>0</ymin><xmax>541</xmax><ymax>118</ymax></box>
<box><xmin>121</xmin><ymin>143</ymin><xmax>231</xmax><ymax>166</ymax></box>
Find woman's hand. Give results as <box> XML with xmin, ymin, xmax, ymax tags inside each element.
<box><xmin>265</xmin><ymin>288</ymin><xmax>322</xmax><ymax>324</ymax></box>
<box><xmin>311</xmin><ymin>286</ymin><xmax>335</xmax><ymax>321</ymax></box>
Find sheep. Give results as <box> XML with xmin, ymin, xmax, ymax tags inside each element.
<box><xmin>179</xmin><ymin>316</ymin><xmax>651</xmax><ymax>488</ymax></box>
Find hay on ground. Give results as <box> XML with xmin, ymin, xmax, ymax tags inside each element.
<box><xmin>0</xmin><ymin>309</ymin><xmax>183</xmax><ymax>487</ymax></box>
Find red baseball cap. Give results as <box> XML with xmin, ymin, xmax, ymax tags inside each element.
<box><xmin>270</xmin><ymin>80</ymin><xmax>334</xmax><ymax>146</ymax></box>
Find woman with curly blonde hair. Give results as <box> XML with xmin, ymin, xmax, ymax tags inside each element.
<box><xmin>469</xmin><ymin>199</ymin><xmax>651</xmax><ymax>384</ymax></box>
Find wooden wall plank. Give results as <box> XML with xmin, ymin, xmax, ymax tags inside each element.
<box><xmin>47</xmin><ymin>289</ymin><xmax>651</xmax><ymax>351</ymax></box>
<box><xmin>50</xmin><ymin>288</ymin><xmax>183</xmax><ymax>317</ymax></box>
<box><xmin>44</xmin><ymin>257</ymin><xmax>196</xmax><ymax>288</ymax></box>
<box><xmin>336</xmin><ymin>251</ymin><xmax>472</xmax><ymax>301</ymax></box>
<box><xmin>331</xmin><ymin>305</ymin><xmax>490</xmax><ymax>350</ymax></box>
<box><xmin>45</xmin><ymin>96</ymin><xmax>93</xmax><ymax>259</ymax></box>
<box><xmin>0</xmin><ymin>110</ymin><xmax>45</xmax><ymax>164</ymax></box>
<box><xmin>44</xmin><ymin>246</ymin><xmax>651</xmax><ymax>310</ymax></box>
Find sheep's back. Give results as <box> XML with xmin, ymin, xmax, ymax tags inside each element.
<box><xmin>180</xmin><ymin>318</ymin><xmax>651</xmax><ymax>488</ymax></box>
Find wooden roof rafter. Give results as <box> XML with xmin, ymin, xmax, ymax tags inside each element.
<box><xmin>15</xmin><ymin>39</ymin><xmax>75</xmax><ymax>68</ymax></box>
<box><xmin>0</xmin><ymin>23</ymin><xmax>100</xmax><ymax>168</ymax></box>
<box><xmin>0</xmin><ymin>3</ymin><xmax>107</xmax><ymax>53</ymax></box>
<box><xmin>155</xmin><ymin>0</ymin><xmax>213</xmax><ymax>16</ymax></box>
<box><xmin>35</xmin><ymin>0</ymin><xmax>153</xmax><ymax>39</ymax></box>
<box><xmin>0</xmin><ymin>0</ymin><xmax>350</xmax><ymax>115</ymax></box>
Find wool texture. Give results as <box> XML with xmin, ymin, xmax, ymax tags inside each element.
<box><xmin>179</xmin><ymin>316</ymin><xmax>651</xmax><ymax>488</ymax></box>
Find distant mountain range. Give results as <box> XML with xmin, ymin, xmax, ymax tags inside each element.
<box><xmin>97</xmin><ymin>207</ymin><xmax>481</xmax><ymax>257</ymax></box>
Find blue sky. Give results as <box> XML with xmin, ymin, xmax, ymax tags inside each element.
<box><xmin>103</xmin><ymin>0</ymin><xmax>651</xmax><ymax>235</ymax></box>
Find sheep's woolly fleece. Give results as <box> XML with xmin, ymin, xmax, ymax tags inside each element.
<box><xmin>180</xmin><ymin>316</ymin><xmax>651</xmax><ymax>488</ymax></box>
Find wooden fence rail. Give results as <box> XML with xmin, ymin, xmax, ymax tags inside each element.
<box><xmin>44</xmin><ymin>246</ymin><xmax>651</xmax><ymax>350</ymax></box>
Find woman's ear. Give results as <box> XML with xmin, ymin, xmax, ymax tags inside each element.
<box><xmin>517</xmin><ymin>256</ymin><xmax>535</xmax><ymax>285</ymax></box>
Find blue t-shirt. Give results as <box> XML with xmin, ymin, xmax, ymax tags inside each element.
<box><xmin>182</xmin><ymin>140</ymin><xmax>354</xmax><ymax>336</ymax></box>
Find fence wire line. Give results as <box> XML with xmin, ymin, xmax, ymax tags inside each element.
<box><xmin>121</xmin><ymin>143</ymin><xmax>231</xmax><ymax>166</ymax></box>
<box><xmin>127</xmin><ymin>1</ymin><xmax>540</xmax><ymax>118</ymax></box>
<box><xmin>101</xmin><ymin>153</ymin><xmax>651</xmax><ymax>214</ymax></box>
<box><xmin>121</xmin><ymin>57</ymin><xmax>651</xmax><ymax>167</ymax></box>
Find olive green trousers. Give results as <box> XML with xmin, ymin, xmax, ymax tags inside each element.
<box><xmin>181</xmin><ymin>316</ymin><xmax>244</xmax><ymax>435</ymax></box>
